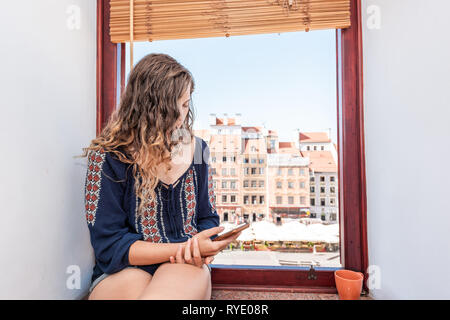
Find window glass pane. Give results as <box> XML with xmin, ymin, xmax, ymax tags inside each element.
<box><xmin>128</xmin><ymin>29</ymin><xmax>340</xmax><ymax>269</ymax></box>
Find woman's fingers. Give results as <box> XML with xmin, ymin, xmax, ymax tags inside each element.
<box><xmin>192</xmin><ymin>237</ymin><xmax>203</xmax><ymax>267</ymax></box>
<box><xmin>176</xmin><ymin>244</ymin><xmax>184</xmax><ymax>263</ymax></box>
<box><xmin>184</xmin><ymin>238</ymin><xmax>192</xmax><ymax>264</ymax></box>
<box><xmin>213</xmin><ymin>231</ymin><xmax>242</xmax><ymax>252</ymax></box>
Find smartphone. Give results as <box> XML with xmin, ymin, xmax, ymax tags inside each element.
<box><xmin>212</xmin><ymin>222</ymin><xmax>250</xmax><ymax>241</ymax></box>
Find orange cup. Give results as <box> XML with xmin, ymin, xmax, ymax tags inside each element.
<box><xmin>334</xmin><ymin>269</ymin><xmax>364</xmax><ymax>300</ymax></box>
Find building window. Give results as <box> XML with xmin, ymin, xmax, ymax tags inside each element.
<box><xmin>330</xmin><ymin>176</ymin><xmax>335</xmax><ymax>182</ymax></box>
<box><xmin>222</xmin><ymin>168</ymin><xmax>227</xmax><ymax>176</ymax></box>
<box><xmin>258</xmin><ymin>180</ymin><xmax>264</xmax><ymax>188</ymax></box>
<box><xmin>231</xmin><ymin>195</ymin><xmax>236</xmax><ymax>203</ymax></box>
<box><xmin>211</xmin><ymin>168</ymin><xmax>216</xmax><ymax>175</ymax></box>
<box><xmin>243</xmin><ymin>158</ymin><xmax>249</xmax><ymax>163</ymax></box>
<box><xmin>276</xmin><ymin>181</ymin><xmax>282</xmax><ymax>189</ymax></box>
<box><xmin>320</xmin><ymin>176</ymin><xmax>325</xmax><ymax>182</ymax></box>
<box><xmin>320</xmin><ymin>187</ymin><xmax>325</xmax><ymax>193</ymax></box>
<box><xmin>310</xmin><ymin>176</ymin><xmax>315</xmax><ymax>182</ymax></box>
<box><xmin>251</xmin><ymin>168</ymin><xmax>257</xmax><ymax>175</ymax></box>
<box><xmin>243</xmin><ymin>180</ymin><xmax>249</xmax><ymax>188</ymax></box>
<box><xmin>299</xmin><ymin>181</ymin><xmax>305</xmax><ymax>189</ymax></box>
<box><xmin>300</xmin><ymin>168</ymin><xmax>305</xmax><ymax>175</ymax></box>
<box><xmin>276</xmin><ymin>196</ymin><xmax>282</xmax><ymax>204</ymax></box>
<box><xmin>277</xmin><ymin>168</ymin><xmax>282</xmax><ymax>175</ymax></box>
<box><xmin>330</xmin><ymin>213</ymin><xmax>337</xmax><ymax>221</ymax></box>
<box><xmin>244</xmin><ymin>168</ymin><xmax>249</xmax><ymax>175</ymax></box>
<box><xmin>223</xmin><ymin>212</ymin><xmax>228</xmax><ymax>222</ymax></box>
<box><xmin>300</xmin><ymin>196</ymin><xmax>305</xmax><ymax>205</ymax></box>
<box><xmin>222</xmin><ymin>181</ymin><xmax>227</xmax><ymax>189</ymax></box>
<box><xmin>314</xmin><ymin>146</ymin><xmax>317</xmax><ymax>151</ymax></box>
<box><xmin>222</xmin><ymin>156</ymin><xmax>227</xmax><ymax>162</ymax></box>
<box><xmin>259</xmin><ymin>158</ymin><xmax>264</xmax><ymax>164</ymax></box>
<box><xmin>320</xmin><ymin>198</ymin><xmax>326</xmax><ymax>206</ymax></box>
<box><xmin>259</xmin><ymin>167</ymin><xmax>264</xmax><ymax>174</ymax></box>
<box><xmin>288</xmin><ymin>168</ymin><xmax>293</xmax><ymax>176</ymax></box>
<box><xmin>252</xmin><ymin>196</ymin><xmax>257</xmax><ymax>204</ymax></box>
<box><xmin>251</xmin><ymin>158</ymin><xmax>257</xmax><ymax>164</ymax></box>
<box><xmin>230</xmin><ymin>181</ymin><xmax>236</xmax><ymax>189</ymax></box>
<box><xmin>222</xmin><ymin>195</ymin><xmax>227</xmax><ymax>203</ymax></box>
<box><xmin>330</xmin><ymin>186</ymin><xmax>336</xmax><ymax>193</ymax></box>
<box><xmin>244</xmin><ymin>196</ymin><xmax>249</xmax><ymax>204</ymax></box>
<box><xmin>259</xmin><ymin>196</ymin><xmax>264</xmax><ymax>204</ymax></box>
<box><xmin>251</xmin><ymin>180</ymin><xmax>257</xmax><ymax>188</ymax></box>
<box><xmin>310</xmin><ymin>186</ymin><xmax>315</xmax><ymax>193</ymax></box>
<box><xmin>288</xmin><ymin>181</ymin><xmax>294</xmax><ymax>189</ymax></box>
<box><xmin>310</xmin><ymin>198</ymin><xmax>315</xmax><ymax>206</ymax></box>
<box><xmin>230</xmin><ymin>168</ymin><xmax>236</xmax><ymax>176</ymax></box>
<box><xmin>212</xmin><ymin>157</ymin><xmax>216</xmax><ymax>163</ymax></box>
<box><xmin>330</xmin><ymin>198</ymin><xmax>336</xmax><ymax>206</ymax></box>
<box><xmin>288</xmin><ymin>196</ymin><xmax>294</xmax><ymax>204</ymax></box>
<box><xmin>231</xmin><ymin>156</ymin><xmax>236</xmax><ymax>162</ymax></box>
<box><xmin>307</xmin><ymin>146</ymin><xmax>310</xmax><ymax>151</ymax></box>
<box><xmin>321</xmin><ymin>146</ymin><xmax>325</xmax><ymax>150</ymax></box>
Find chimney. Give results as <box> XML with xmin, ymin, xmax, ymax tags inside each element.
<box><xmin>209</xmin><ymin>113</ymin><xmax>217</xmax><ymax>126</ymax></box>
<box><xmin>235</xmin><ymin>113</ymin><xmax>242</xmax><ymax>126</ymax></box>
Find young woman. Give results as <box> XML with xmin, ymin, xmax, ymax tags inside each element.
<box><xmin>81</xmin><ymin>53</ymin><xmax>241</xmax><ymax>300</ymax></box>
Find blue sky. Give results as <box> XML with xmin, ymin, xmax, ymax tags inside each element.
<box><xmin>125</xmin><ymin>29</ymin><xmax>337</xmax><ymax>143</ymax></box>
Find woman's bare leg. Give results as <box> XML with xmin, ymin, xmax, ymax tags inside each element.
<box><xmin>88</xmin><ymin>268</ymin><xmax>153</xmax><ymax>300</ymax></box>
<box><xmin>137</xmin><ymin>262</ymin><xmax>211</xmax><ymax>300</ymax></box>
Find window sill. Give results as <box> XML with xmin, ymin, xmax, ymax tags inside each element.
<box><xmin>211</xmin><ymin>287</ymin><xmax>373</xmax><ymax>300</ymax></box>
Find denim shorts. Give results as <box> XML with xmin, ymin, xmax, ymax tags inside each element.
<box><xmin>88</xmin><ymin>264</ymin><xmax>212</xmax><ymax>294</ymax></box>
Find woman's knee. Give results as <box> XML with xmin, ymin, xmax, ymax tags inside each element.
<box><xmin>88</xmin><ymin>267</ymin><xmax>153</xmax><ymax>300</ymax></box>
<box><xmin>138</xmin><ymin>263</ymin><xmax>211</xmax><ymax>300</ymax></box>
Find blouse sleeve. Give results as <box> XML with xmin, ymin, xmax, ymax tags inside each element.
<box><xmin>196</xmin><ymin>140</ymin><xmax>220</xmax><ymax>240</ymax></box>
<box><xmin>84</xmin><ymin>149</ymin><xmax>142</xmax><ymax>274</ymax></box>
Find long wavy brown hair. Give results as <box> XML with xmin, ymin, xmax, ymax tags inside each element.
<box><xmin>78</xmin><ymin>53</ymin><xmax>195</xmax><ymax>217</ymax></box>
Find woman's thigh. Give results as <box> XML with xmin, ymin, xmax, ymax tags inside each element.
<box><xmin>137</xmin><ymin>262</ymin><xmax>211</xmax><ymax>300</ymax></box>
<box><xmin>88</xmin><ymin>267</ymin><xmax>153</xmax><ymax>300</ymax></box>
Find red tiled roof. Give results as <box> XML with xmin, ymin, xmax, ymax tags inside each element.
<box><xmin>301</xmin><ymin>151</ymin><xmax>336</xmax><ymax>172</ymax></box>
<box><xmin>242</xmin><ymin>126</ymin><xmax>262</xmax><ymax>133</ymax></box>
<box><xmin>279</xmin><ymin>142</ymin><xmax>295</xmax><ymax>148</ymax></box>
<box><xmin>299</xmin><ymin>132</ymin><xmax>331</xmax><ymax>143</ymax></box>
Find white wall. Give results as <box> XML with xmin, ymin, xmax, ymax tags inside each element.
<box><xmin>0</xmin><ymin>0</ymin><xmax>96</xmax><ymax>299</ymax></box>
<box><xmin>362</xmin><ymin>0</ymin><xmax>450</xmax><ymax>299</ymax></box>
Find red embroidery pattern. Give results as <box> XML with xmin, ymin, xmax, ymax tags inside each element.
<box><xmin>85</xmin><ymin>149</ymin><xmax>106</xmax><ymax>226</ymax></box>
<box><xmin>183</xmin><ymin>169</ymin><xmax>198</xmax><ymax>236</ymax></box>
<box><xmin>207</xmin><ymin>165</ymin><xmax>216</xmax><ymax>212</ymax></box>
<box><xmin>140</xmin><ymin>198</ymin><xmax>163</xmax><ymax>243</ymax></box>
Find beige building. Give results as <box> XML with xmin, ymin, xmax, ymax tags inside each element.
<box><xmin>299</xmin><ymin>132</ymin><xmax>339</xmax><ymax>224</ymax></box>
<box><xmin>267</xmin><ymin>142</ymin><xmax>310</xmax><ymax>224</ymax></box>
<box><xmin>195</xmin><ymin>115</ymin><xmax>336</xmax><ymax>225</ymax></box>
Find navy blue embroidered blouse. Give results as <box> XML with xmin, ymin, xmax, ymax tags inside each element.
<box><xmin>84</xmin><ymin>136</ymin><xmax>219</xmax><ymax>284</ymax></box>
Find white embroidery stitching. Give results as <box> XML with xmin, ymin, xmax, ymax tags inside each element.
<box><xmin>207</xmin><ymin>165</ymin><xmax>216</xmax><ymax>213</ymax></box>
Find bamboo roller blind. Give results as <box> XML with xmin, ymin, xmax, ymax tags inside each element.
<box><xmin>109</xmin><ymin>0</ymin><xmax>351</xmax><ymax>43</ymax></box>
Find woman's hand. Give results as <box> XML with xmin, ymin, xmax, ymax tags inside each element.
<box><xmin>169</xmin><ymin>226</ymin><xmax>241</xmax><ymax>268</ymax></box>
<box><xmin>169</xmin><ymin>237</ymin><xmax>214</xmax><ymax>268</ymax></box>
<box><xmin>195</xmin><ymin>226</ymin><xmax>242</xmax><ymax>257</ymax></box>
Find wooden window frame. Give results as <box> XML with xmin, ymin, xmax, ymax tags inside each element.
<box><xmin>97</xmin><ymin>0</ymin><xmax>368</xmax><ymax>294</ymax></box>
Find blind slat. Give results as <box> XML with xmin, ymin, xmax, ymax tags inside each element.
<box><xmin>109</xmin><ymin>0</ymin><xmax>351</xmax><ymax>43</ymax></box>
